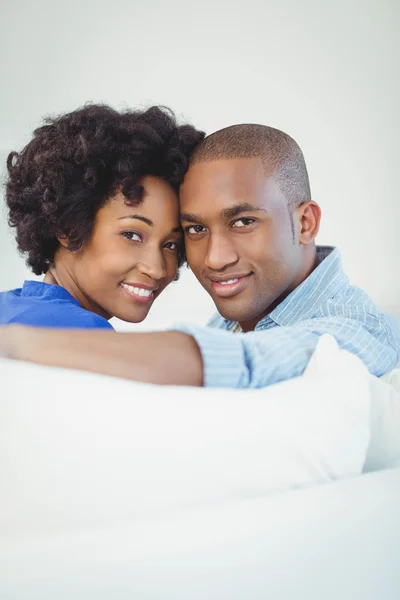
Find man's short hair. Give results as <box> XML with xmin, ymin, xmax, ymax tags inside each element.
<box><xmin>190</xmin><ymin>124</ymin><xmax>311</xmax><ymax>209</ymax></box>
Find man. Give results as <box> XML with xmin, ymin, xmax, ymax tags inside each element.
<box><xmin>1</xmin><ymin>124</ymin><xmax>399</xmax><ymax>386</ymax></box>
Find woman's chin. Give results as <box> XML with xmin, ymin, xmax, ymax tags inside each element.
<box><xmin>112</xmin><ymin>307</ymin><xmax>151</xmax><ymax>324</ymax></box>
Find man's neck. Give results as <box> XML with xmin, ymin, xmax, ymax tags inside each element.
<box><xmin>239</xmin><ymin>245</ymin><xmax>319</xmax><ymax>332</ymax></box>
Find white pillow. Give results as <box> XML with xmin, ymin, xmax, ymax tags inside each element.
<box><xmin>2</xmin><ymin>469</ymin><xmax>400</xmax><ymax>600</ymax></box>
<box><xmin>305</xmin><ymin>336</ymin><xmax>400</xmax><ymax>472</ymax></box>
<box><xmin>0</xmin><ymin>337</ymin><xmax>371</xmax><ymax>539</ymax></box>
<box><xmin>363</xmin><ymin>373</ymin><xmax>400</xmax><ymax>472</ymax></box>
<box><xmin>382</xmin><ymin>368</ymin><xmax>400</xmax><ymax>392</ymax></box>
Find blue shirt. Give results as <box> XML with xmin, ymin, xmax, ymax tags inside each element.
<box><xmin>175</xmin><ymin>247</ymin><xmax>400</xmax><ymax>388</ymax></box>
<box><xmin>0</xmin><ymin>280</ymin><xmax>114</xmax><ymax>330</ymax></box>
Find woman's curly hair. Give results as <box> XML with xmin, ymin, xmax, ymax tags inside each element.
<box><xmin>5</xmin><ymin>104</ymin><xmax>205</xmax><ymax>274</ymax></box>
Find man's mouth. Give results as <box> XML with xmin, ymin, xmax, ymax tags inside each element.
<box><xmin>120</xmin><ymin>282</ymin><xmax>156</xmax><ymax>304</ymax></box>
<box><xmin>209</xmin><ymin>274</ymin><xmax>252</xmax><ymax>298</ymax></box>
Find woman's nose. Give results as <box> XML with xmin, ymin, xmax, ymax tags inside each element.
<box><xmin>136</xmin><ymin>251</ymin><xmax>167</xmax><ymax>281</ymax></box>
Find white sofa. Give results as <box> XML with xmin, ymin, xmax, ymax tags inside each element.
<box><xmin>2</xmin><ymin>468</ymin><xmax>399</xmax><ymax>600</ymax></box>
<box><xmin>1</xmin><ymin>335</ymin><xmax>399</xmax><ymax>599</ymax></box>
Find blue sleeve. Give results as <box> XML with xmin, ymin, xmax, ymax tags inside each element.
<box><xmin>173</xmin><ymin>315</ymin><xmax>400</xmax><ymax>388</ymax></box>
<box><xmin>9</xmin><ymin>306</ymin><xmax>114</xmax><ymax>330</ymax></box>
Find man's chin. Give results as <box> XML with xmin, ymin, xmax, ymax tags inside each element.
<box><xmin>213</xmin><ymin>299</ymin><xmax>250</xmax><ymax>324</ymax></box>
<box><xmin>212</xmin><ymin>293</ymin><xmax>269</xmax><ymax>328</ymax></box>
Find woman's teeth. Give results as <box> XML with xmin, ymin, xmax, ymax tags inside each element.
<box><xmin>122</xmin><ymin>283</ymin><xmax>153</xmax><ymax>297</ymax></box>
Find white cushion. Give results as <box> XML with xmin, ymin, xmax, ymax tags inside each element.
<box><xmin>0</xmin><ymin>335</ymin><xmax>371</xmax><ymax>538</ymax></box>
<box><xmin>364</xmin><ymin>373</ymin><xmax>400</xmax><ymax>471</ymax></box>
<box><xmin>382</xmin><ymin>368</ymin><xmax>400</xmax><ymax>392</ymax></box>
<box><xmin>305</xmin><ymin>335</ymin><xmax>400</xmax><ymax>472</ymax></box>
<box><xmin>2</xmin><ymin>468</ymin><xmax>399</xmax><ymax>600</ymax></box>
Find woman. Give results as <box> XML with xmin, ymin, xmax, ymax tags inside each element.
<box><xmin>0</xmin><ymin>104</ymin><xmax>204</xmax><ymax>329</ymax></box>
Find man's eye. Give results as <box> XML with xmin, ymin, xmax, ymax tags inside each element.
<box><xmin>187</xmin><ymin>225</ymin><xmax>206</xmax><ymax>234</ymax></box>
<box><xmin>232</xmin><ymin>218</ymin><xmax>255</xmax><ymax>228</ymax></box>
<box><xmin>122</xmin><ymin>231</ymin><xmax>142</xmax><ymax>242</ymax></box>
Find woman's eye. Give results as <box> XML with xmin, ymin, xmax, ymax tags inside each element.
<box><xmin>164</xmin><ymin>241</ymin><xmax>179</xmax><ymax>251</ymax></box>
<box><xmin>187</xmin><ymin>225</ymin><xmax>206</xmax><ymax>235</ymax></box>
<box><xmin>122</xmin><ymin>231</ymin><xmax>142</xmax><ymax>242</ymax></box>
<box><xmin>232</xmin><ymin>218</ymin><xmax>255</xmax><ymax>228</ymax></box>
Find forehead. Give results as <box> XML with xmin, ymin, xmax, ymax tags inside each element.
<box><xmin>98</xmin><ymin>176</ymin><xmax>180</xmax><ymax>223</ymax></box>
<box><xmin>180</xmin><ymin>157</ymin><xmax>285</xmax><ymax>217</ymax></box>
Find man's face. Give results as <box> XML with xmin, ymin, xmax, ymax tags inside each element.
<box><xmin>180</xmin><ymin>157</ymin><xmax>305</xmax><ymax>331</ymax></box>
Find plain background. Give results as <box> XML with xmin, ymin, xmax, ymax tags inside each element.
<box><xmin>0</xmin><ymin>0</ymin><xmax>399</xmax><ymax>331</ymax></box>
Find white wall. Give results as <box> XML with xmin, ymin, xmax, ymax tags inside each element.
<box><xmin>1</xmin><ymin>0</ymin><xmax>399</xmax><ymax>330</ymax></box>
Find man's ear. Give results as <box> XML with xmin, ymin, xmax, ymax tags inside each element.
<box><xmin>295</xmin><ymin>201</ymin><xmax>321</xmax><ymax>245</ymax></box>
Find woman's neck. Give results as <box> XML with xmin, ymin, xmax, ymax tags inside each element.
<box><xmin>44</xmin><ymin>259</ymin><xmax>111</xmax><ymax>320</ymax></box>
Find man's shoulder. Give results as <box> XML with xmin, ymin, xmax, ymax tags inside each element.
<box><xmin>318</xmin><ymin>282</ymin><xmax>382</xmax><ymax>319</ymax></box>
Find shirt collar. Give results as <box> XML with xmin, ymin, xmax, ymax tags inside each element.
<box><xmin>21</xmin><ymin>280</ymin><xmax>79</xmax><ymax>304</ymax></box>
<box><xmin>267</xmin><ymin>246</ymin><xmax>347</xmax><ymax>327</ymax></box>
<box><xmin>223</xmin><ymin>246</ymin><xmax>347</xmax><ymax>331</ymax></box>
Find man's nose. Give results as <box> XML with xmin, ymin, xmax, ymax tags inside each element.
<box><xmin>204</xmin><ymin>233</ymin><xmax>239</xmax><ymax>271</ymax></box>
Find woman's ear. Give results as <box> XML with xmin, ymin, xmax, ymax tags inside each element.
<box><xmin>295</xmin><ymin>201</ymin><xmax>321</xmax><ymax>245</ymax></box>
<box><xmin>57</xmin><ymin>235</ymin><xmax>69</xmax><ymax>249</ymax></box>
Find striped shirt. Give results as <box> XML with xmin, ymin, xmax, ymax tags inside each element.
<box><xmin>175</xmin><ymin>246</ymin><xmax>400</xmax><ymax>388</ymax></box>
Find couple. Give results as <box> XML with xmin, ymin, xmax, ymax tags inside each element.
<box><xmin>1</xmin><ymin>103</ymin><xmax>399</xmax><ymax>387</ymax></box>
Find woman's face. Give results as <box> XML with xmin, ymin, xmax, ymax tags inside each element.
<box><xmin>65</xmin><ymin>176</ymin><xmax>182</xmax><ymax>323</ymax></box>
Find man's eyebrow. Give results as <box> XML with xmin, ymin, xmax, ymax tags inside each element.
<box><xmin>118</xmin><ymin>215</ymin><xmax>153</xmax><ymax>227</ymax></box>
<box><xmin>180</xmin><ymin>204</ymin><xmax>268</xmax><ymax>225</ymax></box>
<box><xmin>220</xmin><ymin>203</ymin><xmax>268</xmax><ymax>220</ymax></box>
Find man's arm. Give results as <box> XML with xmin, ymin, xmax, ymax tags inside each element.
<box><xmin>1</xmin><ymin>326</ymin><xmax>203</xmax><ymax>386</ymax></box>
<box><xmin>175</xmin><ymin>315</ymin><xmax>399</xmax><ymax>387</ymax></box>
<box><xmin>1</xmin><ymin>314</ymin><xmax>398</xmax><ymax>387</ymax></box>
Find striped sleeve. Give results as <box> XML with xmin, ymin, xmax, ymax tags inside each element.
<box><xmin>174</xmin><ymin>316</ymin><xmax>400</xmax><ymax>388</ymax></box>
